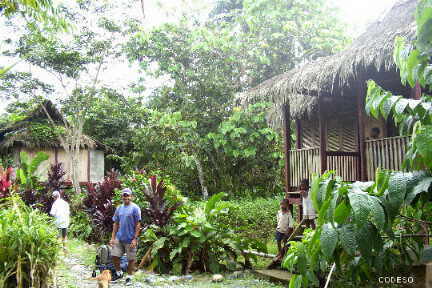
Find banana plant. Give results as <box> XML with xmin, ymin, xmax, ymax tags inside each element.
<box><xmin>17</xmin><ymin>151</ymin><xmax>49</xmax><ymax>191</ymax></box>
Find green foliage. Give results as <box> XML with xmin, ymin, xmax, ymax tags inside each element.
<box><xmin>208</xmin><ymin>102</ymin><xmax>282</xmax><ymax>160</ymax></box>
<box><xmin>215</xmin><ymin>197</ymin><xmax>283</xmax><ymax>240</ymax></box>
<box><xmin>366</xmin><ymin>0</ymin><xmax>432</xmax><ymax>173</ymax></box>
<box><xmin>283</xmin><ymin>169</ymin><xmax>432</xmax><ymax>287</ymax></box>
<box><xmin>139</xmin><ymin>193</ymin><xmax>265</xmax><ymax>274</ymax></box>
<box><xmin>16</xmin><ymin>151</ymin><xmax>48</xmax><ymax>191</ymax></box>
<box><xmin>68</xmin><ymin>210</ymin><xmax>93</xmax><ymax>241</ymax></box>
<box><xmin>0</xmin><ymin>196</ymin><xmax>61</xmax><ymax>288</ymax></box>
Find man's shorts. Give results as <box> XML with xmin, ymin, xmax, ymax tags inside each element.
<box><xmin>303</xmin><ymin>215</ymin><xmax>316</xmax><ymax>220</ymax></box>
<box><xmin>58</xmin><ymin>228</ymin><xmax>67</xmax><ymax>238</ymax></box>
<box><xmin>111</xmin><ymin>239</ymin><xmax>137</xmax><ymax>261</ymax></box>
<box><xmin>275</xmin><ymin>231</ymin><xmax>289</xmax><ymax>241</ymax></box>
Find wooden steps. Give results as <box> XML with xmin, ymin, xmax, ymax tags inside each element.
<box><xmin>253</xmin><ymin>269</ymin><xmax>294</xmax><ymax>285</ymax></box>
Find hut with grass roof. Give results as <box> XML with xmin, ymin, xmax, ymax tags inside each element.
<box><xmin>0</xmin><ymin>100</ymin><xmax>105</xmax><ymax>183</ymax></box>
<box><xmin>239</xmin><ymin>0</ymin><xmax>419</xmax><ymax>201</ymax></box>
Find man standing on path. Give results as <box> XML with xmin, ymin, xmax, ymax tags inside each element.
<box><xmin>50</xmin><ymin>190</ymin><xmax>70</xmax><ymax>252</ymax></box>
<box><xmin>109</xmin><ymin>188</ymin><xmax>141</xmax><ymax>286</ymax></box>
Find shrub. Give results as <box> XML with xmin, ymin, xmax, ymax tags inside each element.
<box><xmin>215</xmin><ymin>196</ymin><xmax>284</xmax><ymax>240</ymax></box>
<box><xmin>0</xmin><ymin>166</ymin><xmax>13</xmax><ymax>199</ymax></box>
<box><xmin>69</xmin><ymin>210</ymin><xmax>93</xmax><ymax>241</ymax></box>
<box><xmin>45</xmin><ymin>162</ymin><xmax>66</xmax><ymax>192</ymax></box>
<box><xmin>82</xmin><ymin>169</ymin><xmax>121</xmax><ymax>242</ymax></box>
<box><xmin>139</xmin><ymin>193</ymin><xmax>266</xmax><ymax>274</ymax></box>
<box><xmin>0</xmin><ymin>196</ymin><xmax>61</xmax><ymax>288</ymax></box>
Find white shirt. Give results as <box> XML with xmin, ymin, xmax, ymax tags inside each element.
<box><xmin>50</xmin><ymin>198</ymin><xmax>70</xmax><ymax>229</ymax></box>
<box><xmin>302</xmin><ymin>190</ymin><xmax>316</xmax><ymax>217</ymax></box>
<box><xmin>276</xmin><ymin>210</ymin><xmax>294</xmax><ymax>233</ymax></box>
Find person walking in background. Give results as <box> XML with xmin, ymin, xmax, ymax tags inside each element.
<box><xmin>109</xmin><ymin>188</ymin><xmax>141</xmax><ymax>286</ymax></box>
<box><xmin>275</xmin><ymin>198</ymin><xmax>294</xmax><ymax>254</ymax></box>
<box><xmin>299</xmin><ymin>179</ymin><xmax>316</xmax><ymax>229</ymax></box>
<box><xmin>50</xmin><ymin>190</ymin><xmax>70</xmax><ymax>252</ymax></box>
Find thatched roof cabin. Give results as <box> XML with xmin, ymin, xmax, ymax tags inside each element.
<box><xmin>239</xmin><ymin>0</ymin><xmax>417</xmax><ymax>123</ymax></box>
<box><xmin>0</xmin><ymin>101</ymin><xmax>105</xmax><ymax>183</ymax></box>
<box><xmin>239</xmin><ymin>0</ymin><xmax>418</xmax><ymax>197</ymax></box>
<box><xmin>0</xmin><ymin>100</ymin><xmax>97</xmax><ymax>149</ymax></box>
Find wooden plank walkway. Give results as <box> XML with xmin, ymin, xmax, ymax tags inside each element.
<box><xmin>253</xmin><ymin>269</ymin><xmax>293</xmax><ymax>285</ymax></box>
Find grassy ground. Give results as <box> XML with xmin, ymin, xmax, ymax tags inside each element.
<box><xmin>254</xmin><ymin>240</ymin><xmax>279</xmax><ymax>269</ymax></box>
<box><xmin>53</xmin><ymin>239</ymin><xmax>285</xmax><ymax>288</ymax></box>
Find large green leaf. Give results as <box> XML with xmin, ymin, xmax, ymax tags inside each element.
<box><xmin>204</xmin><ymin>192</ymin><xmax>226</xmax><ymax>216</ymax></box>
<box><xmin>347</xmin><ymin>191</ymin><xmax>370</xmax><ymax>226</ymax></box>
<box><xmin>320</xmin><ymin>223</ymin><xmax>338</xmax><ymax>258</ymax></box>
<box><xmin>406</xmin><ymin>177</ymin><xmax>432</xmax><ymax>204</ymax></box>
<box><xmin>415</xmin><ymin>125</ymin><xmax>432</xmax><ymax>167</ymax></box>
<box><xmin>339</xmin><ymin>224</ymin><xmax>356</xmax><ymax>256</ymax></box>
<box><xmin>367</xmin><ymin>196</ymin><xmax>385</xmax><ymax>231</ymax></box>
<box><xmin>384</xmin><ymin>172</ymin><xmax>408</xmax><ymax>221</ymax></box>
<box><xmin>334</xmin><ymin>201</ymin><xmax>351</xmax><ymax>224</ymax></box>
<box><xmin>29</xmin><ymin>151</ymin><xmax>49</xmax><ymax>175</ymax></box>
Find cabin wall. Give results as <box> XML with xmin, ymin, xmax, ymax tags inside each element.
<box><xmin>299</xmin><ymin>114</ymin><xmax>357</xmax><ymax>151</ymax></box>
<box><xmin>15</xmin><ymin>147</ymin><xmax>104</xmax><ymax>183</ymax></box>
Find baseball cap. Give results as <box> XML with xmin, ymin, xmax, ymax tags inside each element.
<box><xmin>122</xmin><ymin>188</ymin><xmax>132</xmax><ymax>196</ymax></box>
<box><xmin>52</xmin><ymin>190</ymin><xmax>60</xmax><ymax>198</ymax></box>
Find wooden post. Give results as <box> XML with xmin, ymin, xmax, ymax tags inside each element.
<box><xmin>357</xmin><ymin>81</ymin><xmax>367</xmax><ymax>181</ymax></box>
<box><xmin>319</xmin><ymin>98</ymin><xmax>327</xmax><ymax>174</ymax></box>
<box><xmin>296</xmin><ymin>119</ymin><xmax>302</xmax><ymax>149</ymax></box>
<box><xmin>283</xmin><ymin>103</ymin><xmax>291</xmax><ymax>194</ymax></box>
<box><xmin>54</xmin><ymin>147</ymin><xmax>58</xmax><ymax>164</ymax></box>
<box><xmin>87</xmin><ymin>149</ymin><xmax>91</xmax><ymax>183</ymax></box>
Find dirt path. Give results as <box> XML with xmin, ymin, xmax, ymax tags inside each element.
<box><xmin>52</xmin><ymin>239</ymin><xmax>283</xmax><ymax>288</ymax></box>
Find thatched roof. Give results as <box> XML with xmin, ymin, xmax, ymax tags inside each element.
<box><xmin>239</xmin><ymin>0</ymin><xmax>417</xmax><ymax>122</ymax></box>
<box><xmin>0</xmin><ymin>100</ymin><xmax>99</xmax><ymax>150</ymax></box>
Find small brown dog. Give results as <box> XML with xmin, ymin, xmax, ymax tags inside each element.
<box><xmin>90</xmin><ymin>270</ymin><xmax>111</xmax><ymax>288</ymax></box>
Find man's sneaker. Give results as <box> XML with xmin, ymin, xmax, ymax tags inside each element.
<box><xmin>125</xmin><ymin>276</ymin><xmax>132</xmax><ymax>286</ymax></box>
<box><xmin>111</xmin><ymin>271</ymin><xmax>123</xmax><ymax>282</ymax></box>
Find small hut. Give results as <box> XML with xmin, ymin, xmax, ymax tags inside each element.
<box><xmin>239</xmin><ymin>0</ymin><xmax>418</xmax><ymax>205</ymax></box>
<box><xmin>0</xmin><ymin>100</ymin><xmax>105</xmax><ymax>183</ymax></box>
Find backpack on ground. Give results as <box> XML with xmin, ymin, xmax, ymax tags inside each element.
<box><xmin>96</xmin><ymin>245</ymin><xmax>112</xmax><ymax>266</ymax></box>
<box><xmin>92</xmin><ymin>245</ymin><xmax>128</xmax><ymax>277</ymax></box>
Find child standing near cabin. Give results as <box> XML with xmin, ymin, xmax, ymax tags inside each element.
<box><xmin>275</xmin><ymin>199</ymin><xmax>294</xmax><ymax>254</ymax></box>
<box><xmin>300</xmin><ymin>179</ymin><xmax>316</xmax><ymax>229</ymax></box>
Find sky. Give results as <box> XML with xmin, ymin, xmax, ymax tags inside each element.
<box><xmin>0</xmin><ymin>0</ymin><xmax>399</xmax><ymax>113</ymax></box>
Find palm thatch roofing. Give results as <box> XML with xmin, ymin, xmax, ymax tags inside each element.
<box><xmin>0</xmin><ymin>100</ymin><xmax>99</xmax><ymax>150</ymax></box>
<box><xmin>239</xmin><ymin>0</ymin><xmax>417</xmax><ymax>123</ymax></box>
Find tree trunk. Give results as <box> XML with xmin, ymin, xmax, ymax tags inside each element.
<box><xmin>193</xmin><ymin>156</ymin><xmax>208</xmax><ymax>200</ymax></box>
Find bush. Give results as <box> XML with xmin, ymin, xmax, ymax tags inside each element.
<box><xmin>139</xmin><ymin>193</ymin><xmax>266</xmax><ymax>274</ymax></box>
<box><xmin>82</xmin><ymin>170</ymin><xmax>121</xmax><ymax>242</ymax></box>
<box><xmin>215</xmin><ymin>196</ymin><xmax>284</xmax><ymax>240</ymax></box>
<box><xmin>69</xmin><ymin>210</ymin><xmax>93</xmax><ymax>241</ymax></box>
<box><xmin>0</xmin><ymin>196</ymin><xmax>61</xmax><ymax>288</ymax></box>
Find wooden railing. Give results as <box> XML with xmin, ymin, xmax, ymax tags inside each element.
<box><xmin>327</xmin><ymin>151</ymin><xmax>359</xmax><ymax>182</ymax></box>
<box><xmin>289</xmin><ymin>147</ymin><xmax>320</xmax><ymax>188</ymax></box>
<box><xmin>365</xmin><ymin>136</ymin><xmax>410</xmax><ymax>180</ymax></box>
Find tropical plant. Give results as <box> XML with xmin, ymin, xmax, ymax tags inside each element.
<box><xmin>215</xmin><ymin>197</ymin><xmax>283</xmax><ymax>240</ymax></box>
<box><xmin>0</xmin><ymin>166</ymin><xmax>14</xmax><ymax>199</ymax></box>
<box><xmin>283</xmin><ymin>169</ymin><xmax>431</xmax><ymax>287</ymax></box>
<box><xmin>16</xmin><ymin>151</ymin><xmax>48</xmax><ymax>191</ymax></box>
<box><xmin>82</xmin><ymin>170</ymin><xmax>122</xmax><ymax>242</ymax></box>
<box><xmin>45</xmin><ymin>162</ymin><xmax>66</xmax><ymax>192</ymax></box>
<box><xmin>141</xmin><ymin>175</ymin><xmax>183</xmax><ymax>228</ymax></box>
<box><xmin>139</xmin><ymin>192</ymin><xmax>266</xmax><ymax>274</ymax></box>
<box><xmin>0</xmin><ymin>195</ymin><xmax>61</xmax><ymax>288</ymax></box>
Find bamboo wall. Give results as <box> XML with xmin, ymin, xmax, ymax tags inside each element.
<box><xmin>365</xmin><ymin>136</ymin><xmax>410</xmax><ymax>180</ymax></box>
<box><xmin>327</xmin><ymin>154</ymin><xmax>359</xmax><ymax>181</ymax></box>
<box><xmin>289</xmin><ymin>147</ymin><xmax>320</xmax><ymax>188</ymax></box>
